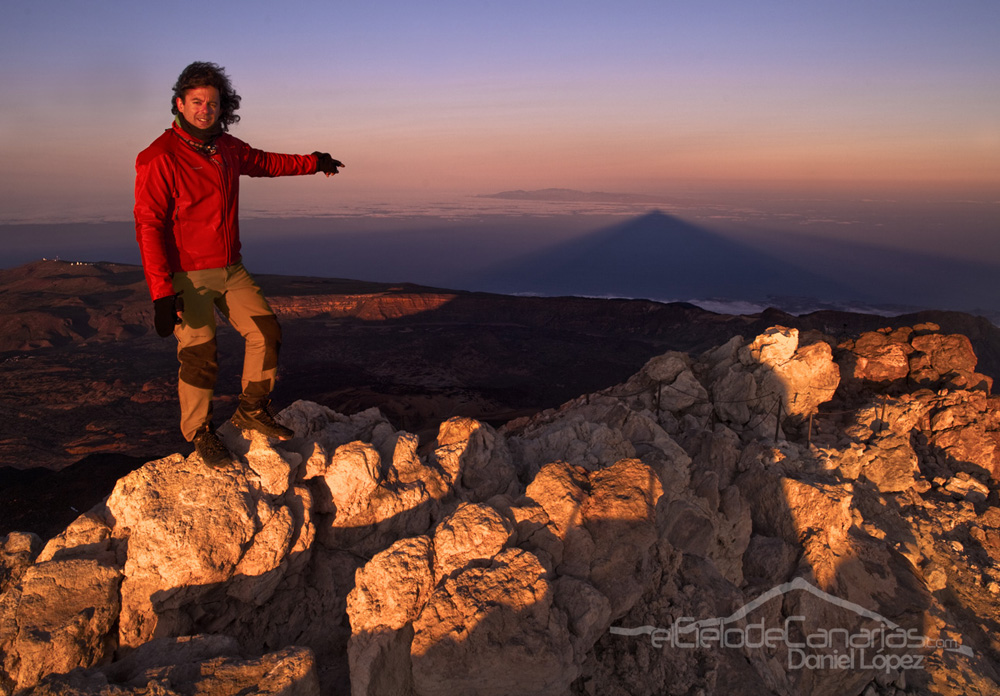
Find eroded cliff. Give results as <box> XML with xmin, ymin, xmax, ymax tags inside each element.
<box><xmin>2</xmin><ymin>323</ymin><xmax>999</xmax><ymax>696</ymax></box>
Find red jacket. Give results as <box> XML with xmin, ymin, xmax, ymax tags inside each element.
<box><xmin>134</xmin><ymin>121</ymin><xmax>318</xmax><ymax>300</ymax></box>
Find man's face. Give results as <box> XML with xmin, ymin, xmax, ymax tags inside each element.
<box><xmin>176</xmin><ymin>86</ymin><xmax>220</xmax><ymax>131</ymax></box>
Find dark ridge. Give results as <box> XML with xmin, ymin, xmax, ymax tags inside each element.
<box><xmin>0</xmin><ymin>453</ymin><xmax>149</xmax><ymax>538</ymax></box>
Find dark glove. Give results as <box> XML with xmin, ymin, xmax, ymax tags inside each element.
<box><xmin>313</xmin><ymin>152</ymin><xmax>344</xmax><ymax>175</ymax></box>
<box><xmin>153</xmin><ymin>294</ymin><xmax>183</xmax><ymax>337</ymax></box>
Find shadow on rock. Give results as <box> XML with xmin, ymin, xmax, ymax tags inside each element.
<box><xmin>2</xmin><ymin>323</ymin><xmax>1000</xmax><ymax>695</ymax></box>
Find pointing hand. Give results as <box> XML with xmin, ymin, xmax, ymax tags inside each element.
<box><xmin>313</xmin><ymin>152</ymin><xmax>344</xmax><ymax>177</ymax></box>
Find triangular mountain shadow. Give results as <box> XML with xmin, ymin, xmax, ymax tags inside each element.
<box><xmin>473</xmin><ymin>211</ymin><xmax>862</xmax><ymax>303</ymax></box>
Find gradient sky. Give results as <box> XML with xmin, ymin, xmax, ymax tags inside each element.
<box><xmin>0</xmin><ymin>0</ymin><xmax>998</xmax><ymax>225</ymax></box>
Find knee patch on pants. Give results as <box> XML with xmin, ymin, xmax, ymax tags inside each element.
<box><xmin>179</xmin><ymin>338</ymin><xmax>219</xmax><ymax>389</ymax></box>
<box><xmin>252</xmin><ymin>314</ymin><xmax>282</xmax><ymax>371</ymax></box>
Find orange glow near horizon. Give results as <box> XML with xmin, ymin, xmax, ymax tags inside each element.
<box><xmin>0</xmin><ymin>2</ymin><xmax>997</xmax><ymax>225</ymax></box>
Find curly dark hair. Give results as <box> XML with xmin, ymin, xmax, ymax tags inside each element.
<box><xmin>170</xmin><ymin>61</ymin><xmax>241</xmax><ymax>130</ymax></box>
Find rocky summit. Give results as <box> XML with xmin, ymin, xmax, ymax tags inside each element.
<box><xmin>2</xmin><ymin>323</ymin><xmax>999</xmax><ymax>696</ymax></box>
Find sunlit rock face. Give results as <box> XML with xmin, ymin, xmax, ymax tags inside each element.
<box><xmin>2</xmin><ymin>324</ymin><xmax>999</xmax><ymax>696</ymax></box>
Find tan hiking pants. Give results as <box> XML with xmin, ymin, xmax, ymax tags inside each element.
<box><xmin>171</xmin><ymin>263</ymin><xmax>282</xmax><ymax>441</ymax></box>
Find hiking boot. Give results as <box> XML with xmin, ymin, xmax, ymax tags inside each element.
<box><xmin>193</xmin><ymin>426</ymin><xmax>233</xmax><ymax>469</ymax></box>
<box><xmin>231</xmin><ymin>398</ymin><xmax>294</xmax><ymax>440</ymax></box>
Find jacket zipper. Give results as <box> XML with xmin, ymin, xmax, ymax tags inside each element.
<box><xmin>211</xmin><ymin>152</ymin><xmax>232</xmax><ymax>265</ymax></box>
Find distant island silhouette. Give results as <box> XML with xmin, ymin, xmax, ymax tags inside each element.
<box><xmin>477</xmin><ymin>188</ymin><xmax>672</xmax><ymax>204</ymax></box>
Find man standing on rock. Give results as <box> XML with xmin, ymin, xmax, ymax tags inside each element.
<box><xmin>134</xmin><ymin>61</ymin><xmax>344</xmax><ymax>468</ymax></box>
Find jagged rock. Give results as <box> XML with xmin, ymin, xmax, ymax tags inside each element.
<box><xmin>28</xmin><ymin>637</ymin><xmax>320</xmax><ymax>695</ymax></box>
<box><xmin>0</xmin><ymin>558</ymin><xmax>121</xmax><ymax>691</ymax></box>
<box><xmin>941</xmin><ymin>474</ymin><xmax>990</xmax><ymax>503</ymax></box>
<box><xmin>925</xmin><ymin>394</ymin><xmax>1000</xmax><ymax>480</ymax></box>
<box><xmin>432</xmin><ymin>417</ymin><xmax>519</xmax><ymax>501</ymax></box>
<box><xmin>106</xmin><ymin>451</ymin><xmax>291</xmax><ymax>649</ymax></box>
<box><xmin>742</xmin><ymin>534</ymin><xmax>799</xmax><ymax>587</ymax></box>
<box><xmin>910</xmin><ymin>333</ymin><xmax>990</xmax><ymax>391</ymax></box>
<box><xmin>504</xmin><ymin>400</ymin><xmax>639</xmax><ymax>477</ymax></box>
<box><xmin>843</xmin><ymin>328</ymin><xmax>914</xmax><ymax>383</ymax></box>
<box><xmin>681</xmin><ymin>423</ymin><xmax>741</xmax><ymax>488</ymax></box>
<box><xmin>123</xmin><ymin>644</ymin><xmax>321</xmax><ymax>696</ymax></box>
<box><xmin>346</xmin><ymin>537</ymin><xmax>432</xmax><ymax>696</ymax></box>
<box><xmin>3</xmin><ymin>325</ymin><xmax>1000</xmax><ymax>696</ymax></box>
<box><xmin>430</xmin><ymin>503</ymin><xmax>513</xmax><ymax>581</ymax></box>
<box><xmin>552</xmin><ymin>575</ymin><xmax>612</xmax><ymax>663</ymax></box>
<box><xmin>840</xmin><ymin>326</ymin><xmax>992</xmax><ymax>394</ymax></box>
<box><xmin>660</xmin><ymin>481</ymin><xmax>751</xmax><ymax>587</ymax></box>
<box><xmin>582</xmin><ymin>459</ymin><xmax>664</xmax><ymax>616</ymax></box>
<box><xmin>607</xmin><ymin>351</ymin><xmax>710</xmax><ymax>416</ymax></box>
<box><xmin>101</xmin><ymin>633</ymin><xmax>242</xmax><ymax>682</ymax></box>
<box><xmin>300</xmin><ymin>407</ymin><xmax>438</xmax><ymax>556</ymax></box>
<box><xmin>697</xmin><ymin>326</ymin><xmax>841</xmax><ymax>441</ymax></box>
<box><xmin>348</xmin><ymin>536</ymin><xmax>435</xmax><ymax>636</ymax></box>
<box><xmin>0</xmin><ymin>532</ymin><xmax>42</xmax><ymax>595</ymax></box>
<box><xmin>313</xmin><ymin>441</ymin><xmax>384</xmax><ymax>516</ymax></box>
<box><xmin>521</xmin><ymin>460</ymin><xmax>593</xmax><ymax>575</ymax></box>
<box><xmin>744</xmin><ymin>326</ymin><xmax>841</xmax><ymax>420</ymax></box>
<box><xmin>36</xmin><ymin>513</ymin><xmax>115</xmax><ymax>566</ymax></box>
<box><xmin>736</xmin><ymin>467</ymin><xmax>855</xmax><ymax>589</ymax></box>
<box><xmin>855</xmin><ymin>432</ymin><xmax>922</xmax><ymax>493</ymax></box>
<box><xmin>709</xmin><ymin>364</ymin><xmax>759</xmax><ymax>429</ymax></box>
<box><xmin>410</xmin><ymin>547</ymin><xmax>575</xmax><ymax>696</ymax></box>
<box><xmin>346</xmin><ymin>455</ymin><xmax>665</xmax><ymax>696</ymax></box>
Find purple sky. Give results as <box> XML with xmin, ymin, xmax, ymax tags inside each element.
<box><xmin>0</xmin><ymin>1</ymin><xmax>997</xmax><ymax>264</ymax></box>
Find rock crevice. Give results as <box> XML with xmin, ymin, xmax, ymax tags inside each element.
<box><xmin>2</xmin><ymin>324</ymin><xmax>999</xmax><ymax>696</ymax></box>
